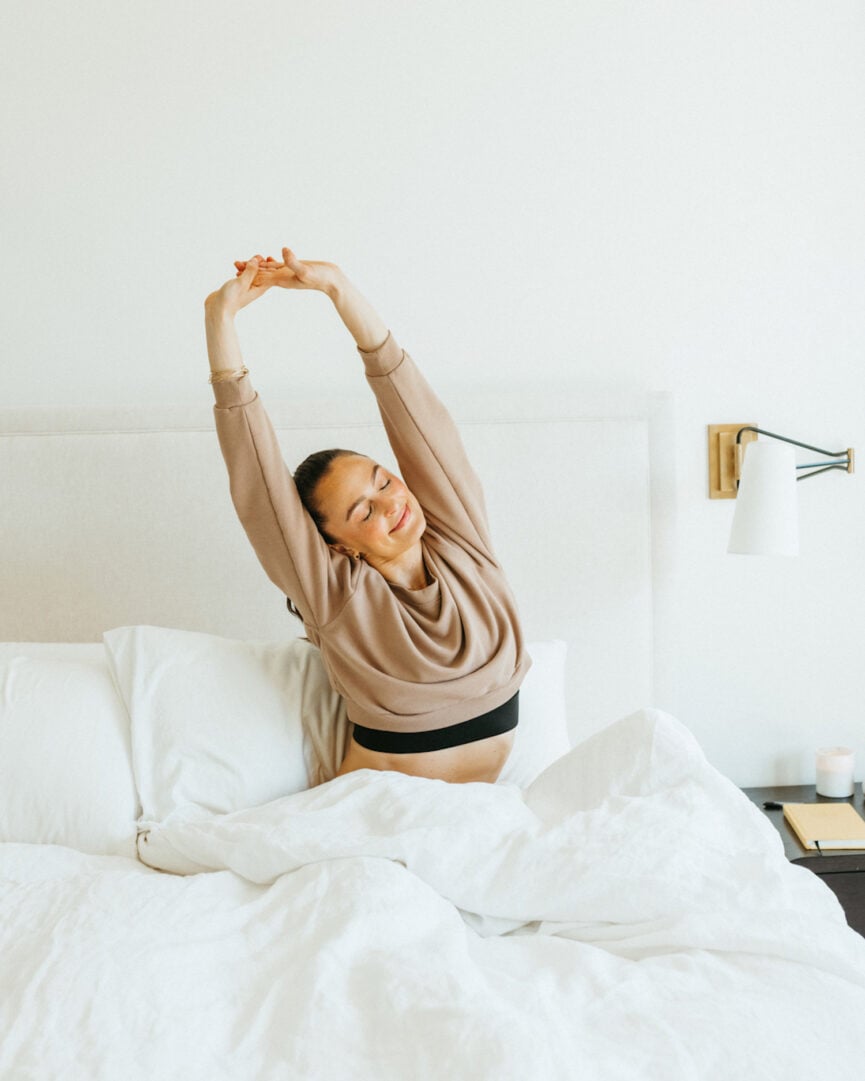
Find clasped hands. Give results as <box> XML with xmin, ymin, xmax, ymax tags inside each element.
<box><xmin>206</xmin><ymin>246</ymin><xmax>344</xmax><ymax>320</ymax></box>
<box><xmin>234</xmin><ymin>247</ymin><xmax>341</xmax><ymax>294</ymax></box>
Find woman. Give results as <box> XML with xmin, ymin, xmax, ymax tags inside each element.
<box><xmin>204</xmin><ymin>248</ymin><xmax>531</xmax><ymax>784</ymax></box>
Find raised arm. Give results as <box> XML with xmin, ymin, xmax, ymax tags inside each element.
<box><xmin>205</xmin><ymin>256</ymin><xmax>269</xmax><ymax>375</ymax></box>
<box><xmin>204</xmin><ymin>258</ymin><xmax>352</xmax><ymax>627</ymax></box>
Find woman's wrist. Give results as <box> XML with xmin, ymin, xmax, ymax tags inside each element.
<box><xmin>205</xmin><ymin>304</ymin><xmax>245</xmax><ymax>374</ymax></box>
<box><xmin>204</xmin><ymin>295</ymin><xmax>234</xmax><ymax>325</ymax></box>
<box><xmin>327</xmin><ymin>273</ymin><xmax>389</xmax><ymax>353</ymax></box>
<box><xmin>323</xmin><ymin>267</ymin><xmax>349</xmax><ymax>303</ymax></box>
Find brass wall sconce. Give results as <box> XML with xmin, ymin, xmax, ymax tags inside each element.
<box><xmin>708</xmin><ymin>425</ymin><xmax>854</xmax><ymax>556</ymax></box>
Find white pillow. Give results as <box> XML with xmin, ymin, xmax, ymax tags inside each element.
<box><xmin>103</xmin><ymin>625</ymin><xmax>346</xmax><ymax>821</ymax></box>
<box><xmin>0</xmin><ymin>642</ymin><xmax>139</xmax><ymax>857</ymax></box>
<box><xmin>102</xmin><ymin>626</ymin><xmax>568</xmax><ymax>872</ymax></box>
<box><xmin>497</xmin><ymin>639</ymin><xmax>570</xmax><ymax>787</ymax></box>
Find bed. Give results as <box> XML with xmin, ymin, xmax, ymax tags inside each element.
<box><xmin>2</xmin><ymin>385</ymin><xmax>864</xmax><ymax>1079</ymax></box>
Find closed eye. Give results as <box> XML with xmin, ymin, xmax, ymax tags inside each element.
<box><xmin>362</xmin><ymin>477</ymin><xmax>390</xmax><ymax>521</ymax></box>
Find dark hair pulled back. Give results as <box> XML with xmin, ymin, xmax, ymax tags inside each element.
<box><xmin>285</xmin><ymin>448</ymin><xmax>361</xmax><ymax>621</ymax></box>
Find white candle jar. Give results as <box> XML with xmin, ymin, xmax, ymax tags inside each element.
<box><xmin>815</xmin><ymin>747</ymin><xmax>855</xmax><ymax>798</ymax></box>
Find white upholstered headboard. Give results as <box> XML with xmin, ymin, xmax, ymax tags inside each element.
<box><xmin>0</xmin><ymin>386</ymin><xmax>674</xmax><ymax>746</ymax></box>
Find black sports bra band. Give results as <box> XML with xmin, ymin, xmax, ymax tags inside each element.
<box><xmin>350</xmin><ymin>692</ymin><xmax>519</xmax><ymax>755</ymax></box>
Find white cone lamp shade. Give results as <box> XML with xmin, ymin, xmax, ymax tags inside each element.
<box><xmin>728</xmin><ymin>440</ymin><xmax>799</xmax><ymax>556</ymax></box>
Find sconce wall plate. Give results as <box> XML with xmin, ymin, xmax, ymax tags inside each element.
<box><xmin>708</xmin><ymin>423</ymin><xmax>757</xmax><ymax>499</ymax></box>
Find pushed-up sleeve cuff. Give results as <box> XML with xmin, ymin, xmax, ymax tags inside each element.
<box><xmin>357</xmin><ymin>330</ymin><xmax>404</xmax><ymax>378</ymax></box>
<box><xmin>211</xmin><ymin>371</ymin><xmax>257</xmax><ymax>409</ymax></box>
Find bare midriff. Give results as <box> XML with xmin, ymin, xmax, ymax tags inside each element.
<box><xmin>334</xmin><ymin>728</ymin><xmax>516</xmax><ymax>784</ymax></box>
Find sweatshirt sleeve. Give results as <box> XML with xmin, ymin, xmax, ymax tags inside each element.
<box><xmin>358</xmin><ymin>332</ymin><xmax>495</xmax><ymax>559</ymax></box>
<box><xmin>211</xmin><ymin>372</ymin><xmax>352</xmax><ymax>628</ymax></box>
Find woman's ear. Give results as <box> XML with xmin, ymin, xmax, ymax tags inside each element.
<box><xmin>330</xmin><ymin>542</ymin><xmax>362</xmax><ymax>560</ymax></box>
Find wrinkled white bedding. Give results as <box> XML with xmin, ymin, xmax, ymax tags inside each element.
<box><xmin>3</xmin><ymin>710</ymin><xmax>865</xmax><ymax>1080</ymax></box>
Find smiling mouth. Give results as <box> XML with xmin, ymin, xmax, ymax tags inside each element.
<box><xmin>390</xmin><ymin>505</ymin><xmax>410</xmax><ymax>533</ymax></box>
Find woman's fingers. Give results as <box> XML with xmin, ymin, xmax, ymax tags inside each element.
<box><xmin>238</xmin><ymin>259</ymin><xmax>259</xmax><ymax>286</ymax></box>
<box><xmin>232</xmin><ymin>249</ymin><xmax>300</xmax><ymax>285</ymax></box>
<box><xmin>282</xmin><ymin>248</ymin><xmax>308</xmax><ymax>280</ymax></box>
<box><xmin>236</xmin><ymin>255</ymin><xmax>279</xmax><ymax>272</ymax></box>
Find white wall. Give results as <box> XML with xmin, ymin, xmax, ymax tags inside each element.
<box><xmin>3</xmin><ymin>1</ymin><xmax>863</xmax><ymax>786</ymax></box>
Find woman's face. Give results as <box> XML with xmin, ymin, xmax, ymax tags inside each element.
<box><xmin>315</xmin><ymin>454</ymin><xmax>426</xmax><ymax>561</ymax></box>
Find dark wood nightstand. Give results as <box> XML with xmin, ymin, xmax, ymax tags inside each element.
<box><xmin>742</xmin><ymin>783</ymin><xmax>865</xmax><ymax>937</ymax></box>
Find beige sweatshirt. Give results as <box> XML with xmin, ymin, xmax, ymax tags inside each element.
<box><xmin>212</xmin><ymin>330</ymin><xmax>531</xmax><ymax>733</ymax></box>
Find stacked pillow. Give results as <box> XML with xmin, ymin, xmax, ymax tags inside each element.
<box><xmin>0</xmin><ymin>643</ymin><xmax>140</xmax><ymax>858</ymax></box>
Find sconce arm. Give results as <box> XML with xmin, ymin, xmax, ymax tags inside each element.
<box><xmin>735</xmin><ymin>426</ymin><xmax>848</xmax><ymax>459</ymax></box>
<box><xmin>735</xmin><ymin>427</ymin><xmax>854</xmax><ymax>481</ymax></box>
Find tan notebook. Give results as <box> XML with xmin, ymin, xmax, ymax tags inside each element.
<box><xmin>783</xmin><ymin>802</ymin><xmax>865</xmax><ymax>851</ymax></box>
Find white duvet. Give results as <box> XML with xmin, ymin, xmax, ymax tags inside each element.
<box><xmin>3</xmin><ymin>710</ymin><xmax>865</xmax><ymax>1080</ymax></box>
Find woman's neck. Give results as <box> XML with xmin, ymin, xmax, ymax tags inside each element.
<box><xmin>366</xmin><ymin>542</ymin><xmax>430</xmax><ymax>591</ymax></box>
